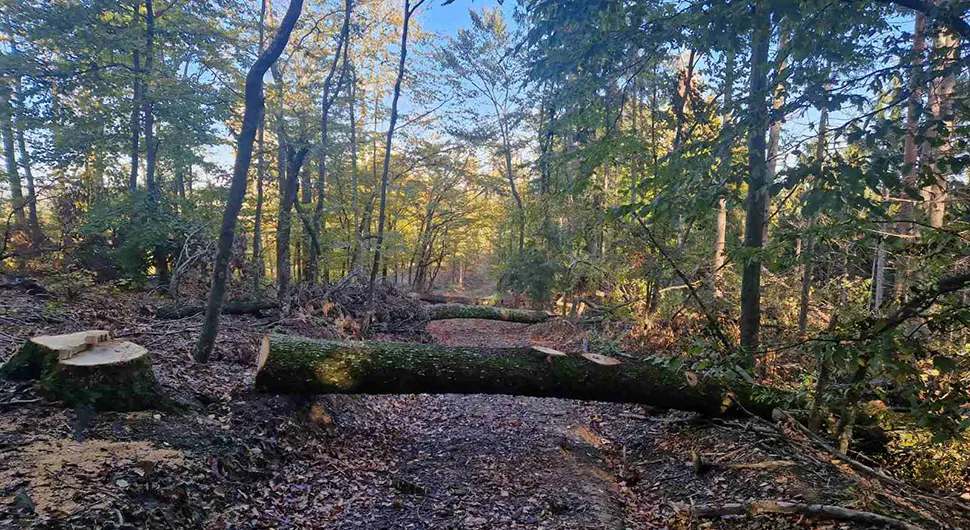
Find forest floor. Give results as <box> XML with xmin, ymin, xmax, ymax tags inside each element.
<box><xmin>0</xmin><ymin>282</ymin><xmax>949</xmax><ymax>529</ymax></box>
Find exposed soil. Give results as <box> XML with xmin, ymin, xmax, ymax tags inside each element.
<box><xmin>0</xmin><ymin>285</ymin><xmax>948</xmax><ymax>529</ymax></box>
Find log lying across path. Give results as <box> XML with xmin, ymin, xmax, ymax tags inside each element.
<box><xmin>414</xmin><ymin>293</ymin><xmax>487</xmax><ymax>305</ymax></box>
<box><xmin>157</xmin><ymin>300</ymin><xmax>278</xmax><ymax>319</ymax></box>
<box><xmin>254</xmin><ymin>335</ymin><xmax>780</xmax><ymax>417</ymax></box>
<box><xmin>1</xmin><ymin>331</ymin><xmax>160</xmax><ymax>410</ymax></box>
<box><xmin>426</xmin><ymin>303</ymin><xmax>553</xmax><ymax>324</ymax></box>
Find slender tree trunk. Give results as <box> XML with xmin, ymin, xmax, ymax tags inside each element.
<box><xmin>278</xmin><ymin>147</ymin><xmax>309</xmax><ymax>314</ymax></box>
<box><xmin>798</xmin><ymin>89</ymin><xmax>828</xmax><ymax>334</ymax></box>
<box><xmin>763</xmin><ymin>29</ymin><xmax>788</xmax><ymax>244</ymax></box>
<box><xmin>193</xmin><ymin>0</ymin><xmax>304</xmax><ymax>363</ymax></box>
<box><xmin>309</xmin><ymin>0</ymin><xmax>352</xmax><ymax>285</ymax></box>
<box><xmin>367</xmin><ymin>0</ymin><xmax>422</xmax><ymax>310</ymax></box>
<box><xmin>739</xmin><ymin>4</ymin><xmax>771</xmax><ymax>367</ymax></box>
<box><xmin>349</xmin><ymin>71</ymin><xmax>363</xmax><ymax>273</ymax></box>
<box><xmin>895</xmin><ymin>13</ymin><xmax>926</xmax><ymax>303</ymax></box>
<box><xmin>712</xmin><ymin>50</ymin><xmax>735</xmax><ymax>298</ymax></box>
<box><xmin>251</xmin><ymin>0</ymin><xmax>268</xmax><ymax>297</ymax></box>
<box><xmin>0</xmin><ymin>86</ymin><xmax>24</xmax><ymax>228</ymax></box>
<box><xmin>129</xmin><ymin>0</ymin><xmax>142</xmax><ymax>193</ymax></box>
<box><xmin>143</xmin><ymin>0</ymin><xmax>156</xmax><ymax>198</ymax></box>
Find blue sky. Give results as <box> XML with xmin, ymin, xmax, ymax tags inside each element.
<box><xmin>418</xmin><ymin>0</ymin><xmax>516</xmax><ymax>38</ymax></box>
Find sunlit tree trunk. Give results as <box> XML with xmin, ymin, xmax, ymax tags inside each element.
<box><xmin>922</xmin><ymin>28</ymin><xmax>957</xmax><ymax>229</ymax></box>
<box><xmin>763</xmin><ymin>29</ymin><xmax>788</xmax><ymax>244</ymax></box>
<box><xmin>251</xmin><ymin>0</ymin><xmax>268</xmax><ymax>296</ymax></box>
<box><xmin>739</xmin><ymin>4</ymin><xmax>771</xmax><ymax>367</ymax></box>
<box><xmin>367</xmin><ymin>0</ymin><xmax>425</xmax><ymax>311</ymax></box>
<box><xmin>193</xmin><ymin>0</ymin><xmax>304</xmax><ymax>362</ymax></box>
<box><xmin>894</xmin><ymin>14</ymin><xmax>927</xmax><ymax>305</ymax></box>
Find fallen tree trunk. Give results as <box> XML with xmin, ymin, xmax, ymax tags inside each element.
<box><xmin>254</xmin><ymin>335</ymin><xmax>781</xmax><ymax>417</ymax></box>
<box><xmin>414</xmin><ymin>293</ymin><xmax>486</xmax><ymax>305</ymax></box>
<box><xmin>426</xmin><ymin>303</ymin><xmax>552</xmax><ymax>324</ymax></box>
<box><xmin>673</xmin><ymin>500</ymin><xmax>922</xmax><ymax>530</ymax></box>
<box><xmin>157</xmin><ymin>300</ymin><xmax>277</xmax><ymax>319</ymax></box>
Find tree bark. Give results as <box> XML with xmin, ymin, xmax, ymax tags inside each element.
<box><xmin>3</xmin><ymin>14</ymin><xmax>42</xmax><ymax>245</ymax></box>
<box><xmin>895</xmin><ymin>13</ymin><xmax>925</xmax><ymax>302</ymax></box>
<box><xmin>762</xmin><ymin>29</ymin><xmax>788</xmax><ymax>244</ymax></box>
<box><xmin>712</xmin><ymin>49</ymin><xmax>734</xmax><ymax>298</ymax></box>
<box><xmin>128</xmin><ymin>0</ymin><xmax>142</xmax><ymax>193</ymax></box>
<box><xmin>922</xmin><ymin>27</ymin><xmax>957</xmax><ymax>229</ymax></box>
<box><xmin>426</xmin><ymin>303</ymin><xmax>552</xmax><ymax>324</ymax></box>
<box><xmin>739</xmin><ymin>5</ymin><xmax>771</xmax><ymax>366</ymax></box>
<box><xmin>278</xmin><ymin>146</ymin><xmax>310</xmax><ymax>314</ymax></box>
<box><xmin>0</xmin><ymin>85</ymin><xmax>25</xmax><ymax>228</ymax></box>
<box><xmin>254</xmin><ymin>335</ymin><xmax>779</xmax><ymax>418</ymax></box>
<box><xmin>251</xmin><ymin>0</ymin><xmax>268</xmax><ymax>297</ymax></box>
<box><xmin>193</xmin><ymin>0</ymin><xmax>305</xmax><ymax>363</ymax></box>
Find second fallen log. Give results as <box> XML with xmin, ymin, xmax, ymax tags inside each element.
<box><xmin>254</xmin><ymin>335</ymin><xmax>781</xmax><ymax>418</ymax></box>
<box><xmin>425</xmin><ymin>303</ymin><xmax>552</xmax><ymax>324</ymax></box>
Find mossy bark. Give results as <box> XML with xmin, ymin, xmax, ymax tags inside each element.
<box><xmin>255</xmin><ymin>335</ymin><xmax>783</xmax><ymax>417</ymax></box>
<box><xmin>0</xmin><ymin>339</ymin><xmax>51</xmax><ymax>380</ymax></box>
<box><xmin>426</xmin><ymin>304</ymin><xmax>552</xmax><ymax>324</ymax></box>
<box><xmin>39</xmin><ymin>351</ymin><xmax>160</xmax><ymax>411</ymax></box>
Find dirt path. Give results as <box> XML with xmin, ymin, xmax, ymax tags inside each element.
<box><xmin>1</xmin><ymin>288</ymin><xmax>905</xmax><ymax>529</ymax></box>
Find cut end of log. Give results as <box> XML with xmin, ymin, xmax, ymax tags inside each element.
<box><xmin>60</xmin><ymin>341</ymin><xmax>147</xmax><ymax>367</ymax></box>
<box><xmin>581</xmin><ymin>353</ymin><xmax>622</xmax><ymax>366</ymax></box>
<box><xmin>33</xmin><ymin>330</ymin><xmax>111</xmax><ymax>360</ymax></box>
<box><xmin>258</xmin><ymin>335</ymin><xmax>271</xmax><ymax>371</ymax></box>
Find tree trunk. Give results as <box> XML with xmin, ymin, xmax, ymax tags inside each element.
<box><xmin>0</xmin><ymin>85</ymin><xmax>25</xmax><ymax>228</ymax></box>
<box><xmin>310</xmin><ymin>0</ymin><xmax>352</xmax><ymax>286</ymax></box>
<box><xmin>895</xmin><ymin>13</ymin><xmax>926</xmax><ymax>303</ymax></box>
<box><xmin>762</xmin><ymin>29</ymin><xmax>788</xmax><ymax>244</ymax></box>
<box><xmin>739</xmin><ymin>5</ymin><xmax>771</xmax><ymax>366</ymax></box>
<box><xmin>367</xmin><ymin>0</ymin><xmax>420</xmax><ymax>309</ymax></box>
<box><xmin>251</xmin><ymin>0</ymin><xmax>268</xmax><ymax>297</ymax></box>
<box><xmin>278</xmin><ymin>146</ymin><xmax>310</xmax><ymax>315</ymax></box>
<box><xmin>254</xmin><ymin>335</ymin><xmax>779</xmax><ymax>419</ymax></box>
<box><xmin>923</xmin><ymin>28</ymin><xmax>957</xmax><ymax>229</ymax></box>
<box><xmin>3</xmin><ymin>15</ymin><xmax>41</xmax><ymax>245</ymax></box>
<box><xmin>349</xmin><ymin>70</ymin><xmax>363</xmax><ymax>272</ymax></box>
<box><xmin>798</xmin><ymin>90</ymin><xmax>828</xmax><ymax>334</ymax></box>
<box><xmin>128</xmin><ymin>0</ymin><xmax>142</xmax><ymax>193</ymax></box>
<box><xmin>712</xmin><ymin>49</ymin><xmax>734</xmax><ymax>298</ymax></box>
<box><xmin>193</xmin><ymin>0</ymin><xmax>304</xmax><ymax>363</ymax></box>
<box><xmin>426</xmin><ymin>303</ymin><xmax>552</xmax><ymax>324</ymax></box>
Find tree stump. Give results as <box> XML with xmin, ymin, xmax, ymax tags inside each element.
<box><xmin>1</xmin><ymin>331</ymin><xmax>161</xmax><ymax>411</ymax></box>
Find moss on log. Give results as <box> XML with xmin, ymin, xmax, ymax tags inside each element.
<box><xmin>254</xmin><ymin>335</ymin><xmax>783</xmax><ymax>417</ymax></box>
<box><xmin>426</xmin><ymin>304</ymin><xmax>552</xmax><ymax>324</ymax></box>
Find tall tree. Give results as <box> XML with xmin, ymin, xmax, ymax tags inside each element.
<box><xmin>194</xmin><ymin>0</ymin><xmax>305</xmax><ymax>363</ymax></box>
<box><xmin>366</xmin><ymin>0</ymin><xmax>427</xmax><ymax>308</ymax></box>
<box><xmin>739</xmin><ymin>3</ymin><xmax>771</xmax><ymax>367</ymax></box>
